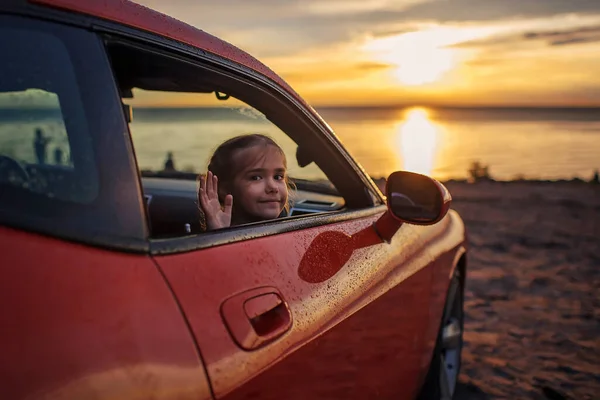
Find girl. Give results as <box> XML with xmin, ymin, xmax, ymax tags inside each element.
<box><xmin>198</xmin><ymin>134</ymin><xmax>291</xmax><ymax>231</ymax></box>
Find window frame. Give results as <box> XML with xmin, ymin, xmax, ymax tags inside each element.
<box><xmin>102</xmin><ymin>35</ymin><xmax>387</xmax><ymax>255</ymax></box>
<box><xmin>85</xmin><ymin>13</ymin><xmax>385</xmax><ymax>202</ymax></box>
<box><xmin>105</xmin><ymin>37</ymin><xmax>382</xmax><ymax>204</ymax></box>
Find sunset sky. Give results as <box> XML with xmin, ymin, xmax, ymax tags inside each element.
<box><xmin>133</xmin><ymin>0</ymin><xmax>600</xmax><ymax>107</ymax></box>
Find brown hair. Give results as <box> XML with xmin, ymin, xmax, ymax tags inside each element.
<box><xmin>202</xmin><ymin>133</ymin><xmax>294</xmax><ymax>212</ymax></box>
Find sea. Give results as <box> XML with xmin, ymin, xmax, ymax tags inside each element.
<box><xmin>129</xmin><ymin>106</ymin><xmax>600</xmax><ymax>182</ymax></box>
<box><xmin>2</xmin><ymin>106</ymin><xmax>599</xmax><ymax>182</ymax></box>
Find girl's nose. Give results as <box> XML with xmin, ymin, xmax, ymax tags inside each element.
<box><xmin>265</xmin><ymin>178</ymin><xmax>278</xmax><ymax>193</ymax></box>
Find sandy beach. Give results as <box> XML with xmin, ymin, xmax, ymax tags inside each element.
<box><xmin>438</xmin><ymin>180</ymin><xmax>600</xmax><ymax>399</ymax></box>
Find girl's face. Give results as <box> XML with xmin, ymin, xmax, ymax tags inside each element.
<box><xmin>225</xmin><ymin>145</ymin><xmax>288</xmax><ymax>224</ymax></box>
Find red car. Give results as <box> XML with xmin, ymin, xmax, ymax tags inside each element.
<box><xmin>0</xmin><ymin>1</ymin><xmax>468</xmax><ymax>399</ymax></box>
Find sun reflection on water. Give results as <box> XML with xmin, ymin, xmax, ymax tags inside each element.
<box><xmin>396</xmin><ymin>107</ymin><xmax>441</xmax><ymax>177</ymax></box>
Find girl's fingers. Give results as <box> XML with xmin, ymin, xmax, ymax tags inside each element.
<box><xmin>198</xmin><ymin>174</ymin><xmax>205</xmax><ymax>193</ymax></box>
<box><xmin>198</xmin><ymin>193</ymin><xmax>206</xmax><ymax>212</ymax></box>
<box><xmin>223</xmin><ymin>194</ymin><xmax>233</xmax><ymax>216</ymax></box>
<box><xmin>198</xmin><ymin>176</ymin><xmax>205</xmax><ymax>203</ymax></box>
<box><xmin>198</xmin><ymin>184</ymin><xmax>208</xmax><ymax>209</ymax></box>
<box><xmin>213</xmin><ymin>174</ymin><xmax>219</xmax><ymax>199</ymax></box>
<box><xmin>206</xmin><ymin>171</ymin><xmax>213</xmax><ymax>195</ymax></box>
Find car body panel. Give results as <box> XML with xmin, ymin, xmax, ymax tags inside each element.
<box><xmin>154</xmin><ymin>209</ymin><xmax>466</xmax><ymax>399</ymax></box>
<box><xmin>0</xmin><ymin>227</ymin><xmax>212</xmax><ymax>400</ymax></box>
<box><xmin>420</xmin><ymin>212</ymin><xmax>467</xmax><ymax>371</ymax></box>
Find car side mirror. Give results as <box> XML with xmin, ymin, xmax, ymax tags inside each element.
<box><xmin>371</xmin><ymin>171</ymin><xmax>452</xmax><ymax>244</ymax></box>
<box><xmin>386</xmin><ymin>171</ymin><xmax>451</xmax><ymax>225</ymax></box>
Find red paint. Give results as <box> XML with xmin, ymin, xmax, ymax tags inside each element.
<box><xmin>222</xmin><ymin>266</ymin><xmax>433</xmax><ymax>400</ymax></box>
<box><xmin>298</xmin><ymin>230</ymin><xmax>354</xmax><ymax>283</ymax></box>
<box><xmin>298</xmin><ymin>213</ymin><xmax>403</xmax><ymax>283</ymax></box>
<box><xmin>416</xmin><ymin>212</ymin><xmax>467</xmax><ymax>371</ymax></box>
<box><xmin>154</xmin><ymin>212</ymin><xmax>443</xmax><ymax>399</ymax></box>
<box><xmin>373</xmin><ymin>211</ymin><xmax>405</xmax><ymax>243</ymax></box>
<box><xmin>0</xmin><ymin>227</ymin><xmax>211</xmax><ymax>400</ymax></box>
<box><xmin>221</xmin><ymin>287</ymin><xmax>292</xmax><ymax>350</ymax></box>
<box><xmin>5</xmin><ymin>4</ymin><xmax>469</xmax><ymax>398</ymax></box>
<box><xmin>29</xmin><ymin>0</ymin><xmax>308</xmax><ymax>107</ymax></box>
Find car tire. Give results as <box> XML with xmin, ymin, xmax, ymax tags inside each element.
<box><xmin>417</xmin><ymin>268</ymin><xmax>464</xmax><ymax>400</ymax></box>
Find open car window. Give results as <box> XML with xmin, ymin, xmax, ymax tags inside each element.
<box><xmin>106</xmin><ymin>40</ymin><xmax>374</xmax><ymax>238</ymax></box>
<box><xmin>129</xmin><ymin>92</ymin><xmax>330</xmax><ymax>186</ymax></box>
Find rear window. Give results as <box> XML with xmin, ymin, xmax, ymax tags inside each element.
<box><xmin>0</xmin><ymin>15</ymin><xmax>147</xmax><ymax>249</ymax></box>
<box><xmin>0</xmin><ymin>28</ymin><xmax>97</xmax><ymax>203</ymax></box>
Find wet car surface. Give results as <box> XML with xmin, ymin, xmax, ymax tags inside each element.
<box><xmin>0</xmin><ymin>1</ymin><xmax>468</xmax><ymax>399</ymax></box>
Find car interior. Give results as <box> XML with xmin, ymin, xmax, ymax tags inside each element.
<box><xmin>140</xmin><ymin>177</ymin><xmax>345</xmax><ymax>238</ymax></box>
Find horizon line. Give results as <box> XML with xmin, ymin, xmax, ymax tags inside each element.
<box><xmin>129</xmin><ymin>104</ymin><xmax>600</xmax><ymax>110</ymax></box>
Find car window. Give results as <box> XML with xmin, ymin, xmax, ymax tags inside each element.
<box><xmin>0</xmin><ymin>28</ymin><xmax>97</xmax><ymax>203</ymax></box>
<box><xmin>129</xmin><ymin>91</ymin><xmax>329</xmax><ymax>184</ymax></box>
<box><xmin>0</xmin><ymin>16</ymin><xmax>147</xmax><ymax>249</ymax></box>
<box><xmin>106</xmin><ymin>41</ymin><xmax>367</xmax><ymax>238</ymax></box>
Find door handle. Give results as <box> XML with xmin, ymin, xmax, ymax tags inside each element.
<box><xmin>221</xmin><ymin>287</ymin><xmax>292</xmax><ymax>350</ymax></box>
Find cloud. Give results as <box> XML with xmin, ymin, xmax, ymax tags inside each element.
<box><xmin>133</xmin><ymin>0</ymin><xmax>600</xmax><ymax>60</ymax></box>
<box><xmin>452</xmin><ymin>24</ymin><xmax>600</xmax><ymax>48</ymax></box>
<box><xmin>304</xmin><ymin>0</ymin><xmax>424</xmax><ymax>15</ymax></box>
<box><xmin>280</xmin><ymin>61</ymin><xmax>392</xmax><ymax>82</ymax></box>
<box><xmin>524</xmin><ymin>25</ymin><xmax>600</xmax><ymax>46</ymax></box>
<box><xmin>129</xmin><ymin>0</ymin><xmax>600</xmax><ymax>106</ymax></box>
<box><xmin>131</xmin><ymin>0</ymin><xmax>370</xmax><ymax>56</ymax></box>
<box><xmin>356</xmin><ymin>62</ymin><xmax>393</xmax><ymax>70</ymax></box>
<box><xmin>569</xmin><ymin>84</ymin><xmax>600</xmax><ymax>101</ymax></box>
<box><xmin>397</xmin><ymin>0</ymin><xmax>600</xmax><ymax>22</ymax></box>
<box><xmin>551</xmin><ymin>36</ymin><xmax>600</xmax><ymax>45</ymax></box>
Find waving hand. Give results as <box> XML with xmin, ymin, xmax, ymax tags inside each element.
<box><xmin>198</xmin><ymin>171</ymin><xmax>233</xmax><ymax>230</ymax></box>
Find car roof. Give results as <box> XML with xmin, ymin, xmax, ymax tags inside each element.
<box><xmin>29</xmin><ymin>0</ymin><xmax>306</xmax><ymax>106</ymax></box>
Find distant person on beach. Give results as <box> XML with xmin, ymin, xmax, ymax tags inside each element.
<box><xmin>53</xmin><ymin>147</ymin><xmax>63</xmax><ymax>165</ymax></box>
<box><xmin>33</xmin><ymin>128</ymin><xmax>51</xmax><ymax>164</ymax></box>
<box><xmin>164</xmin><ymin>151</ymin><xmax>176</xmax><ymax>171</ymax></box>
<box><xmin>198</xmin><ymin>134</ymin><xmax>291</xmax><ymax>231</ymax></box>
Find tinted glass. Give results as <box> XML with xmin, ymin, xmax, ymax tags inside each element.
<box><xmin>0</xmin><ymin>28</ymin><xmax>97</xmax><ymax>203</ymax></box>
<box><xmin>0</xmin><ymin>16</ymin><xmax>147</xmax><ymax>249</ymax></box>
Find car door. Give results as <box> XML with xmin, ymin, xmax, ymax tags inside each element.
<box><xmin>98</xmin><ymin>26</ymin><xmax>442</xmax><ymax>397</ymax></box>
<box><xmin>120</xmin><ymin>53</ymin><xmax>438</xmax><ymax>400</ymax></box>
<box><xmin>154</xmin><ymin>214</ymin><xmax>436</xmax><ymax>400</ymax></box>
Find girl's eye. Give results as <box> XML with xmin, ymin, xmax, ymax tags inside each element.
<box><xmin>274</xmin><ymin>174</ymin><xmax>285</xmax><ymax>181</ymax></box>
<box><xmin>250</xmin><ymin>175</ymin><xmax>262</xmax><ymax>181</ymax></box>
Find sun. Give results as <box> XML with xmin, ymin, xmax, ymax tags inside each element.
<box><xmin>364</xmin><ymin>28</ymin><xmax>460</xmax><ymax>86</ymax></box>
<box><xmin>392</xmin><ymin>47</ymin><xmax>454</xmax><ymax>86</ymax></box>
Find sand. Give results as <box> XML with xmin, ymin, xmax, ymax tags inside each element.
<box><xmin>439</xmin><ymin>181</ymin><xmax>600</xmax><ymax>400</ymax></box>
